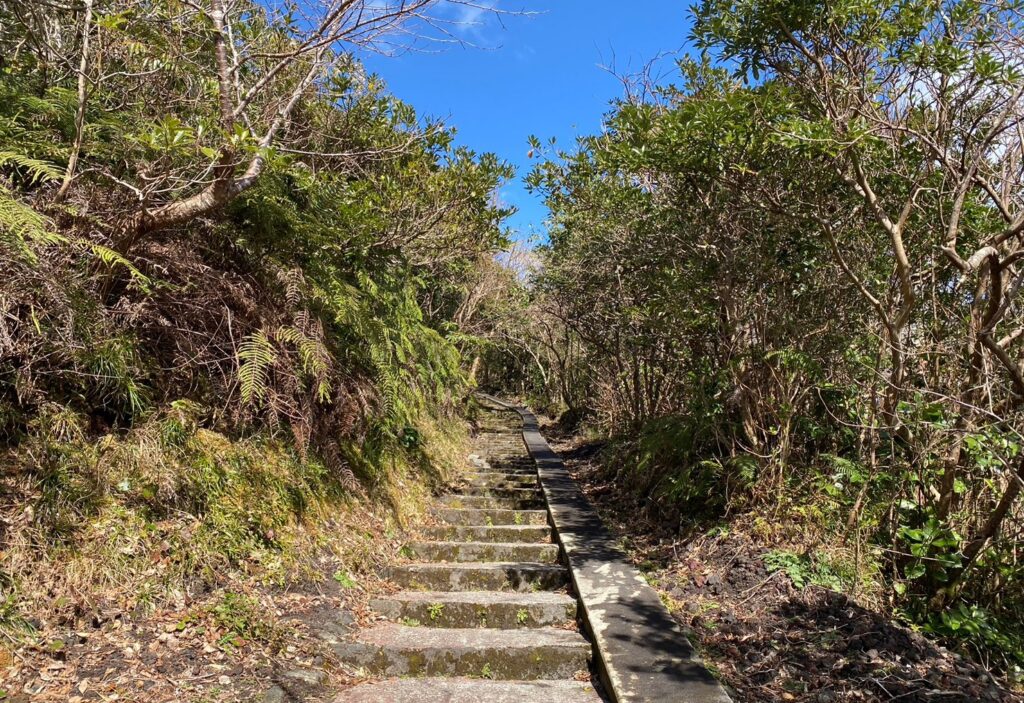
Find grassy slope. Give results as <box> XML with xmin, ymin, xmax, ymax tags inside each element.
<box><xmin>0</xmin><ymin>404</ymin><xmax>467</xmax><ymax>702</ymax></box>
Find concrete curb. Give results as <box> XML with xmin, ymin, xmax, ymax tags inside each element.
<box><xmin>480</xmin><ymin>395</ymin><xmax>732</xmax><ymax>703</ymax></box>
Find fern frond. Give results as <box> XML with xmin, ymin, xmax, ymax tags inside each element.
<box><xmin>0</xmin><ymin>186</ymin><xmax>64</xmax><ymax>261</ymax></box>
<box><xmin>89</xmin><ymin>243</ymin><xmax>152</xmax><ymax>290</ymax></box>
<box><xmin>277</xmin><ymin>267</ymin><xmax>304</xmax><ymax>307</ymax></box>
<box><xmin>0</xmin><ymin>151</ymin><xmax>62</xmax><ymax>184</ymax></box>
<box><xmin>274</xmin><ymin>325</ymin><xmax>302</xmax><ymax>346</ymax></box>
<box><xmin>238</xmin><ymin>330</ymin><xmax>276</xmax><ymax>406</ymax></box>
<box><xmin>294</xmin><ymin>308</ymin><xmax>311</xmax><ymax>332</ymax></box>
<box><xmin>276</xmin><ymin>324</ymin><xmax>334</xmax><ymax>403</ymax></box>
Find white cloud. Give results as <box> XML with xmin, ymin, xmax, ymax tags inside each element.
<box><xmin>447</xmin><ymin>1</ymin><xmax>500</xmax><ymax>42</ymax></box>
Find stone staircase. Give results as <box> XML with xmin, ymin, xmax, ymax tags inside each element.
<box><xmin>334</xmin><ymin>411</ymin><xmax>602</xmax><ymax>701</ymax></box>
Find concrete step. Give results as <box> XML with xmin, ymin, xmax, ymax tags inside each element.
<box><xmin>370</xmin><ymin>590</ymin><xmax>577</xmax><ymax>628</ymax></box>
<box><xmin>487</xmin><ymin>461</ymin><xmax>536</xmax><ymax>470</ymax></box>
<box><xmin>441</xmin><ymin>494</ymin><xmax>545</xmax><ymax>510</ymax></box>
<box><xmin>433</xmin><ymin>508</ymin><xmax>549</xmax><ymax>526</ymax></box>
<box><xmin>465</xmin><ymin>466</ymin><xmax>537</xmax><ymax>476</ymax></box>
<box><xmin>461</xmin><ymin>481</ymin><xmax>539</xmax><ymax>492</ymax></box>
<box><xmin>332</xmin><ymin>623</ymin><xmax>591</xmax><ymax>679</ymax></box>
<box><xmin>463</xmin><ymin>473</ymin><xmax>539</xmax><ymax>488</ymax></box>
<box><xmin>457</xmin><ymin>482</ymin><xmax>540</xmax><ymax>494</ymax></box>
<box><xmin>334</xmin><ymin>678</ymin><xmax>601</xmax><ymax>702</ymax></box>
<box><xmin>387</xmin><ymin>562</ymin><xmax>568</xmax><ymax>592</ymax></box>
<box><xmin>469</xmin><ymin>455</ymin><xmax>533</xmax><ymax>464</ymax></box>
<box><xmin>467</xmin><ymin>464</ymin><xmax>535</xmax><ymax>474</ymax></box>
<box><xmin>420</xmin><ymin>524</ymin><xmax>552</xmax><ymax>543</ymax></box>
<box><xmin>458</xmin><ymin>486</ymin><xmax>542</xmax><ymax>499</ymax></box>
<box><xmin>407</xmin><ymin>541</ymin><xmax>560</xmax><ymax>564</ymax></box>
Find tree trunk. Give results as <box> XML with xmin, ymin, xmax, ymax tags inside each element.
<box><xmin>936</xmin><ymin>457</ymin><xmax>1024</xmax><ymax>605</ymax></box>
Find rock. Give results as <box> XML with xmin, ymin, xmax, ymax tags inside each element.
<box><xmin>336</xmin><ymin>610</ymin><xmax>357</xmax><ymax>630</ymax></box>
<box><xmin>317</xmin><ymin>612</ymin><xmax>357</xmax><ymax>641</ymax></box>
<box><xmin>282</xmin><ymin>669</ymin><xmax>325</xmax><ymax>687</ymax></box>
<box><xmin>263</xmin><ymin>685</ymin><xmax>288</xmax><ymax>703</ymax></box>
<box><xmin>315</xmin><ymin>624</ymin><xmax>345</xmax><ymax>644</ymax></box>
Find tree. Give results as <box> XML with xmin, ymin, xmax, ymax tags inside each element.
<box><xmin>695</xmin><ymin>0</ymin><xmax>1024</xmax><ymax>597</ymax></box>
<box><xmin>507</xmin><ymin>0</ymin><xmax>1024</xmax><ymax>667</ymax></box>
<box><xmin>3</xmin><ymin>0</ymin><xmax>505</xmax><ymax>257</ymax></box>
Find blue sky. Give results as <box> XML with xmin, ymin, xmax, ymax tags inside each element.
<box><xmin>361</xmin><ymin>1</ymin><xmax>694</xmax><ymax>242</ymax></box>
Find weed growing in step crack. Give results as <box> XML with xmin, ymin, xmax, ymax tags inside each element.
<box><xmin>428</xmin><ymin>603</ymin><xmax>445</xmax><ymax>621</ymax></box>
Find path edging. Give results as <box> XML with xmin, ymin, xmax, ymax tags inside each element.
<box><xmin>480</xmin><ymin>394</ymin><xmax>732</xmax><ymax>703</ymax></box>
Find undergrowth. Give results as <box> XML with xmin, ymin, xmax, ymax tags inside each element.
<box><xmin>0</xmin><ymin>400</ymin><xmax>466</xmax><ymax>644</ymax></box>
<box><xmin>594</xmin><ymin>412</ymin><xmax>1024</xmax><ymax>682</ymax></box>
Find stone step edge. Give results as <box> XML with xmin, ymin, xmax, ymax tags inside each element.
<box><xmin>419</xmin><ymin>525</ymin><xmax>553</xmax><ymax>543</ymax></box>
<box><xmin>431</xmin><ymin>508</ymin><xmax>550</xmax><ymax>526</ymax></box>
<box><xmin>369</xmin><ymin>590</ymin><xmax>577</xmax><ymax>628</ymax></box>
<box><xmin>385</xmin><ymin>561</ymin><xmax>570</xmax><ymax>592</ymax></box>
<box><xmin>332</xmin><ymin>623</ymin><xmax>591</xmax><ymax>680</ymax></box>
<box><xmin>332</xmin><ymin>677</ymin><xmax>601</xmax><ymax>702</ymax></box>
<box><xmin>405</xmin><ymin>542</ymin><xmax>561</xmax><ymax>565</ymax></box>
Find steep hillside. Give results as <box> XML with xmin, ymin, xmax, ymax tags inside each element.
<box><xmin>0</xmin><ymin>2</ymin><xmax>513</xmax><ymax>699</ymax></box>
